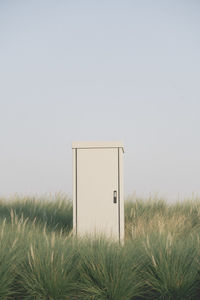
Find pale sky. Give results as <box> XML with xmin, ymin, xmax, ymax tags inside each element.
<box><xmin>0</xmin><ymin>0</ymin><xmax>200</xmax><ymax>200</ymax></box>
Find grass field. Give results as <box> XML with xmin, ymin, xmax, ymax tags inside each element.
<box><xmin>0</xmin><ymin>193</ymin><xmax>200</xmax><ymax>299</ymax></box>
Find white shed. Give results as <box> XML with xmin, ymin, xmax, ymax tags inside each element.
<box><xmin>72</xmin><ymin>142</ymin><xmax>124</xmax><ymax>242</ymax></box>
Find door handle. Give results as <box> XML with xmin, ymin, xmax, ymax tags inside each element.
<box><xmin>113</xmin><ymin>190</ymin><xmax>117</xmax><ymax>203</ymax></box>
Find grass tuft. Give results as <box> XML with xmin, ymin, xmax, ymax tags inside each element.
<box><xmin>0</xmin><ymin>194</ymin><xmax>200</xmax><ymax>299</ymax></box>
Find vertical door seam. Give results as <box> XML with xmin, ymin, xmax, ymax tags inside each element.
<box><xmin>118</xmin><ymin>148</ymin><xmax>120</xmax><ymax>242</ymax></box>
<box><xmin>75</xmin><ymin>148</ymin><xmax>78</xmax><ymax>235</ymax></box>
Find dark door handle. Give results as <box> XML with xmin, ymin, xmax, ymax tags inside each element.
<box><xmin>113</xmin><ymin>190</ymin><xmax>117</xmax><ymax>203</ymax></box>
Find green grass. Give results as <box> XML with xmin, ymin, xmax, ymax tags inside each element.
<box><xmin>0</xmin><ymin>193</ymin><xmax>72</xmax><ymax>234</ymax></box>
<box><xmin>0</xmin><ymin>194</ymin><xmax>200</xmax><ymax>299</ymax></box>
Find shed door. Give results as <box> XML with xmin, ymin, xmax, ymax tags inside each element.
<box><xmin>76</xmin><ymin>148</ymin><xmax>119</xmax><ymax>239</ymax></box>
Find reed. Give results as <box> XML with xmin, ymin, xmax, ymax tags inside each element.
<box><xmin>0</xmin><ymin>194</ymin><xmax>199</xmax><ymax>299</ymax></box>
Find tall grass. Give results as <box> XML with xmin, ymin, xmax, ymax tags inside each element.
<box><xmin>0</xmin><ymin>193</ymin><xmax>72</xmax><ymax>233</ymax></box>
<box><xmin>76</xmin><ymin>237</ymin><xmax>144</xmax><ymax>300</ymax></box>
<box><xmin>19</xmin><ymin>235</ymin><xmax>79</xmax><ymax>299</ymax></box>
<box><xmin>0</xmin><ymin>194</ymin><xmax>200</xmax><ymax>299</ymax></box>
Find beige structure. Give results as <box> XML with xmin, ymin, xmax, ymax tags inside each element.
<box><xmin>72</xmin><ymin>142</ymin><xmax>124</xmax><ymax>242</ymax></box>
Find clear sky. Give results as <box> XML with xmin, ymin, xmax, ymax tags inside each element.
<box><xmin>0</xmin><ymin>0</ymin><xmax>200</xmax><ymax>200</ymax></box>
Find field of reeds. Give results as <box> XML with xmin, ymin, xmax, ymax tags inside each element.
<box><xmin>0</xmin><ymin>193</ymin><xmax>200</xmax><ymax>299</ymax></box>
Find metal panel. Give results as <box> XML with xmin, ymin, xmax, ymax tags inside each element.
<box><xmin>73</xmin><ymin>143</ymin><xmax>124</xmax><ymax>241</ymax></box>
<box><xmin>119</xmin><ymin>148</ymin><xmax>124</xmax><ymax>241</ymax></box>
<box><xmin>72</xmin><ymin>141</ymin><xmax>124</xmax><ymax>152</ymax></box>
